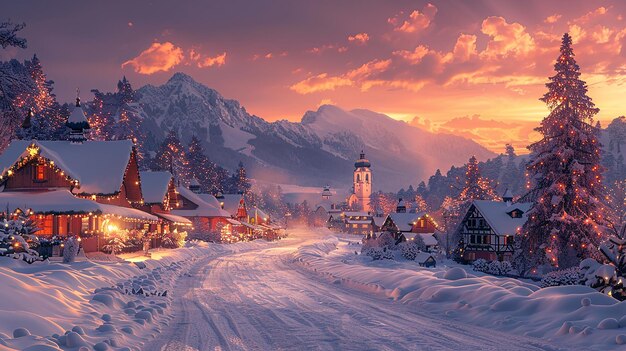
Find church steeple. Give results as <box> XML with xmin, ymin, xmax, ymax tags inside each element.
<box><xmin>66</xmin><ymin>88</ymin><xmax>91</xmax><ymax>143</ymax></box>
<box><xmin>353</xmin><ymin>151</ymin><xmax>372</xmax><ymax>212</ymax></box>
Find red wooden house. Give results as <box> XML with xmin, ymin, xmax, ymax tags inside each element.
<box><xmin>137</xmin><ymin>171</ymin><xmax>192</xmax><ymax>234</ymax></box>
<box><xmin>0</xmin><ymin>139</ymin><xmax>158</xmax><ymax>241</ymax></box>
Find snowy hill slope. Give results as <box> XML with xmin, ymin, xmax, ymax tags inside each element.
<box><xmin>134</xmin><ymin>73</ymin><xmax>495</xmax><ymax>190</ymax></box>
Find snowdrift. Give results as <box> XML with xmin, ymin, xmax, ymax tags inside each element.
<box><xmin>293</xmin><ymin>236</ymin><xmax>626</xmax><ymax>350</ymax></box>
<box><xmin>0</xmin><ymin>239</ymin><xmax>274</xmax><ymax>350</ymax></box>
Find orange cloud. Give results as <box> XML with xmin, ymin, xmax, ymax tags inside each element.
<box><xmin>544</xmin><ymin>14</ymin><xmax>562</xmax><ymax>24</ymax></box>
<box><xmin>480</xmin><ymin>16</ymin><xmax>535</xmax><ymax>58</ymax></box>
<box><xmin>194</xmin><ymin>52</ymin><xmax>226</xmax><ymax>68</ymax></box>
<box><xmin>290</xmin><ymin>59</ymin><xmax>391</xmax><ymax>94</ymax></box>
<box><xmin>290</xmin><ymin>73</ymin><xmax>352</xmax><ymax>94</ymax></box>
<box><xmin>122</xmin><ymin>42</ymin><xmax>184</xmax><ymax>74</ymax></box>
<box><xmin>348</xmin><ymin>32</ymin><xmax>370</xmax><ymax>44</ymax></box>
<box><xmin>452</xmin><ymin>34</ymin><xmax>478</xmax><ymax>62</ymax></box>
<box><xmin>393</xmin><ymin>45</ymin><xmax>429</xmax><ymax>64</ymax></box>
<box><xmin>388</xmin><ymin>3</ymin><xmax>437</xmax><ymax>33</ymax></box>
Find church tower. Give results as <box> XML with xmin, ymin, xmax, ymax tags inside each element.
<box><xmin>353</xmin><ymin>151</ymin><xmax>372</xmax><ymax>212</ymax></box>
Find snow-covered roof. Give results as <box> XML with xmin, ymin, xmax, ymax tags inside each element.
<box><xmin>502</xmin><ymin>188</ymin><xmax>514</xmax><ymax>199</ymax></box>
<box><xmin>221</xmin><ymin>194</ymin><xmax>244</xmax><ymax>216</ymax></box>
<box><xmin>472</xmin><ymin>200</ymin><xmax>532</xmax><ymax>236</ymax></box>
<box><xmin>139</xmin><ymin>171</ymin><xmax>172</xmax><ymax>204</ymax></box>
<box><xmin>0</xmin><ymin>190</ymin><xmax>157</xmax><ymax>221</ymax></box>
<box><xmin>171</xmin><ymin>186</ymin><xmax>230</xmax><ymax>218</ymax></box>
<box><xmin>0</xmin><ymin>140</ymin><xmax>134</xmax><ymax>195</ymax></box>
<box><xmin>415</xmin><ymin>252</ymin><xmax>435</xmax><ymax>264</ymax></box>
<box><xmin>252</xmin><ymin>207</ymin><xmax>269</xmax><ymax>221</ymax></box>
<box><xmin>372</xmin><ymin>216</ymin><xmax>386</xmax><ymax>227</ymax></box>
<box><xmin>189</xmin><ymin>178</ymin><xmax>201</xmax><ymax>187</ymax></box>
<box><xmin>386</xmin><ymin>211</ymin><xmax>427</xmax><ymax>232</ymax></box>
<box><xmin>196</xmin><ymin>193</ymin><xmax>222</xmax><ymax>209</ymax></box>
<box><xmin>67</xmin><ymin>105</ymin><xmax>89</xmax><ymax>126</ymax></box>
<box><xmin>420</xmin><ymin>233</ymin><xmax>438</xmax><ymax>247</ymax></box>
<box><xmin>154</xmin><ymin>212</ymin><xmax>192</xmax><ymax>226</ymax></box>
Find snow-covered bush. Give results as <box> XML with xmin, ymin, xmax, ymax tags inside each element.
<box><xmin>472</xmin><ymin>258</ymin><xmax>488</xmax><ymax>272</ymax></box>
<box><xmin>540</xmin><ymin>267</ymin><xmax>585</xmax><ymax>288</ymax></box>
<box><xmin>381</xmin><ymin>247</ymin><xmax>394</xmax><ymax>260</ymax></box>
<box><xmin>62</xmin><ymin>236</ymin><xmax>80</xmax><ymax>263</ymax></box>
<box><xmin>400</xmin><ymin>241</ymin><xmax>419</xmax><ymax>260</ymax></box>
<box><xmin>363</xmin><ymin>247</ymin><xmax>383</xmax><ymax>260</ymax></box>
<box><xmin>187</xmin><ymin>230</ymin><xmax>221</xmax><ymax>243</ymax></box>
<box><xmin>580</xmin><ymin>230</ymin><xmax>626</xmax><ymax>300</ymax></box>
<box><xmin>102</xmin><ymin>236</ymin><xmax>126</xmax><ymax>255</ymax></box>
<box><xmin>0</xmin><ymin>217</ymin><xmax>42</xmax><ymax>264</ymax></box>
<box><xmin>412</xmin><ymin>234</ymin><xmax>427</xmax><ymax>252</ymax></box>
<box><xmin>472</xmin><ymin>259</ymin><xmax>514</xmax><ymax>276</ymax></box>
<box><xmin>377</xmin><ymin>232</ymin><xmax>396</xmax><ymax>250</ymax></box>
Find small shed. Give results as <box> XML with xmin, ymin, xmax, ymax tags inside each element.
<box><xmin>415</xmin><ymin>252</ymin><xmax>436</xmax><ymax>268</ymax></box>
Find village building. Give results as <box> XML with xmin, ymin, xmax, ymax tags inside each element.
<box><xmin>341</xmin><ymin>211</ymin><xmax>375</xmax><ymax>236</ymax></box>
<box><xmin>170</xmin><ymin>185</ymin><xmax>232</xmax><ymax>234</ymax></box>
<box><xmin>347</xmin><ymin>152</ymin><xmax>372</xmax><ymax>212</ymax></box>
<box><xmin>0</xmin><ymin>101</ymin><xmax>159</xmax><ymax>250</ymax></box>
<box><xmin>312</xmin><ymin>186</ymin><xmax>341</xmax><ymax>227</ymax></box>
<box><xmin>457</xmin><ymin>192</ymin><xmax>531</xmax><ymax>262</ymax></box>
<box><xmin>380</xmin><ymin>199</ymin><xmax>440</xmax><ymax>251</ymax></box>
<box><xmin>137</xmin><ymin>171</ymin><xmax>193</xmax><ymax>234</ymax></box>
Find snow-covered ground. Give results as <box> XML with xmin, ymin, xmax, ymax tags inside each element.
<box><xmin>0</xmin><ymin>240</ymin><xmax>277</xmax><ymax>350</ymax></box>
<box><xmin>3</xmin><ymin>227</ymin><xmax>626</xmax><ymax>350</ymax></box>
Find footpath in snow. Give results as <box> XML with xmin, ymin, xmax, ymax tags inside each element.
<box><xmin>0</xmin><ymin>239</ymin><xmax>275</xmax><ymax>351</ymax></box>
<box><xmin>292</xmin><ymin>230</ymin><xmax>626</xmax><ymax>350</ymax></box>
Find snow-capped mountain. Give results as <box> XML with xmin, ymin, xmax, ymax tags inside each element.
<box><xmin>135</xmin><ymin>73</ymin><xmax>495</xmax><ymax>191</ymax></box>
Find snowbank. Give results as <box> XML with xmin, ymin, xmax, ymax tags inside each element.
<box><xmin>293</xmin><ymin>236</ymin><xmax>626</xmax><ymax>350</ymax></box>
<box><xmin>0</xmin><ymin>239</ymin><xmax>275</xmax><ymax>350</ymax></box>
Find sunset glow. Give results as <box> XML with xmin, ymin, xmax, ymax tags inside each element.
<box><xmin>6</xmin><ymin>0</ymin><xmax>626</xmax><ymax>152</ymax></box>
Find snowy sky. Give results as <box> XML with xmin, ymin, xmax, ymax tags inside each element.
<box><xmin>4</xmin><ymin>0</ymin><xmax>626</xmax><ymax>152</ymax></box>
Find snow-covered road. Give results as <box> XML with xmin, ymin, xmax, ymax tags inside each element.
<box><xmin>144</xmin><ymin>228</ymin><xmax>569</xmax><ymax>351</ymax></box>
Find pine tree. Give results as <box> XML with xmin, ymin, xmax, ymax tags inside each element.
<box><xmin>186</xmin><ymin>136</ymin><xmax>223</xmax><ymax>193</ymax></box>
<box><xmin>234</xmin><ymin>161</ymin><xmax>251</xmax><ymax>194</ymax></box>
<box><xmin>155</xmin><ymin>130</ymin><xmax>188</xmax><ymax>183</ymax></box>
<box><xmin>458</xmin><ymin>156</ymin><xmax>498</xmax><ymax>202</ymax></box>
<box><xmin>520</xmin><ymin>33</ymin><xmax>607</xmax><ymax>272</ymax></box>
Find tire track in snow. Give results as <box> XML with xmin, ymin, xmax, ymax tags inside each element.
<box><xmin>145</xmin><ymin>230</ymin><xmax>573</xmax><ymax>351</ymax></box>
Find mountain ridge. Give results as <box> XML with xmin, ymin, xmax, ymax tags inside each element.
<box><xmin>132</xmin><ymin>72</ymin><xmax>495</xmax><ymax>191</ymax></box>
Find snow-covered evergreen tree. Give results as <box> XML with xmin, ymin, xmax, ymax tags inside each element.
<box><xmin>458</xmin><ymin>155</ymin><xmax>498</xmax><ymax>202</ymax></box>
<box><xmin>103</xmin><ymin>236</ymin><xmax>126</xmax><ymax>256</ymax></box>
<box><xmin>186</xmin><ymin>136</ymin><xmax>226</xmax><ymax>194</ymax></box>
<box><xmin>519</xmin><ymin>33</ymin><xmax>608</xmax><ymax>272</ymax></box>
<box><xmin>155</xmin><ymin>130</ymin><xmax>188</xmax><ymax>183</ymax></box>
<box><xmin>62</xmin><ymin>236</ymin><xmax>80</xmax><ymax>263</ymax></box>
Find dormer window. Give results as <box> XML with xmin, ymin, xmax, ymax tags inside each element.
<box><xmin>508</xmin><ymin>209</ymin><xmax>523</xmax><ymax>218</ymax></box>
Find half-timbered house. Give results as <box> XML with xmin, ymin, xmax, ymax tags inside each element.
<box><xmin>458</xmin><ymin>199</ymin><xmax>531</xmax><ymax>262</ymax></box>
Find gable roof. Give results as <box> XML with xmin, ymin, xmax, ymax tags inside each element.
<box><xmin>171</xmin><ymin>186</ymin><xmax>230</xmax><ymax>218</ymax></box>
<box><xmin>221</xmin><ymin>194</ymin><xmax>244</xmax><ymax>216</ymax></box>
<box><xmin>139</xmin><ymin>171</ymin><xmax>172</xmax><ymax>204</ymax></box>
<box><xmin>0</xmin><ymin>140</ymin><xmax>134</xmax><ymax>195</ymax></box>
<box><xmin>471</xmin><ymin>200</ymin><xmax>532</xmax><ymax>236</ymax></box>
<box><xmin>386</xmin><ymin>211</ymin><xmax>427</xmax><ymax>232</ymax></box>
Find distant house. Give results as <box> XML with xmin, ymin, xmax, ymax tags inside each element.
<box><xmin>380</xmin><ymin>199</ymin><xmax>440</xmax><ymax>249</ymax></box>
<box><xmin>415</xmin><ymin>252</ymin><xmax>436</xmax><ymax>268</ymax></box>
<box><xmin>313</xmin><ymin>186</ymin><xmax>341</xmax><ymax>227</ymax></box>
<box><xmin>138</xmin><ymin>171</ymin><xmax>192</xmax><ymax>234</ymax></box>
<box><xmin>341</xmin><ymin>211</ymin><xmax>374</xmax><ymax>235</ymax></box>
<box><xmin>458</xmin><ymin>196</ymin><xmax>531</xmax><ymax>262</ymax></box>
<box><xmin>171</xmin><ymin>186</ymin><xmax>232</xmax><ymax>233</ymax></box>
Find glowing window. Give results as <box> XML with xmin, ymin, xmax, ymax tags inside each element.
<box><xmin>35</xmin><ymin>164</ymin><xmax>46</xmax><ymax>181</ymax></box>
